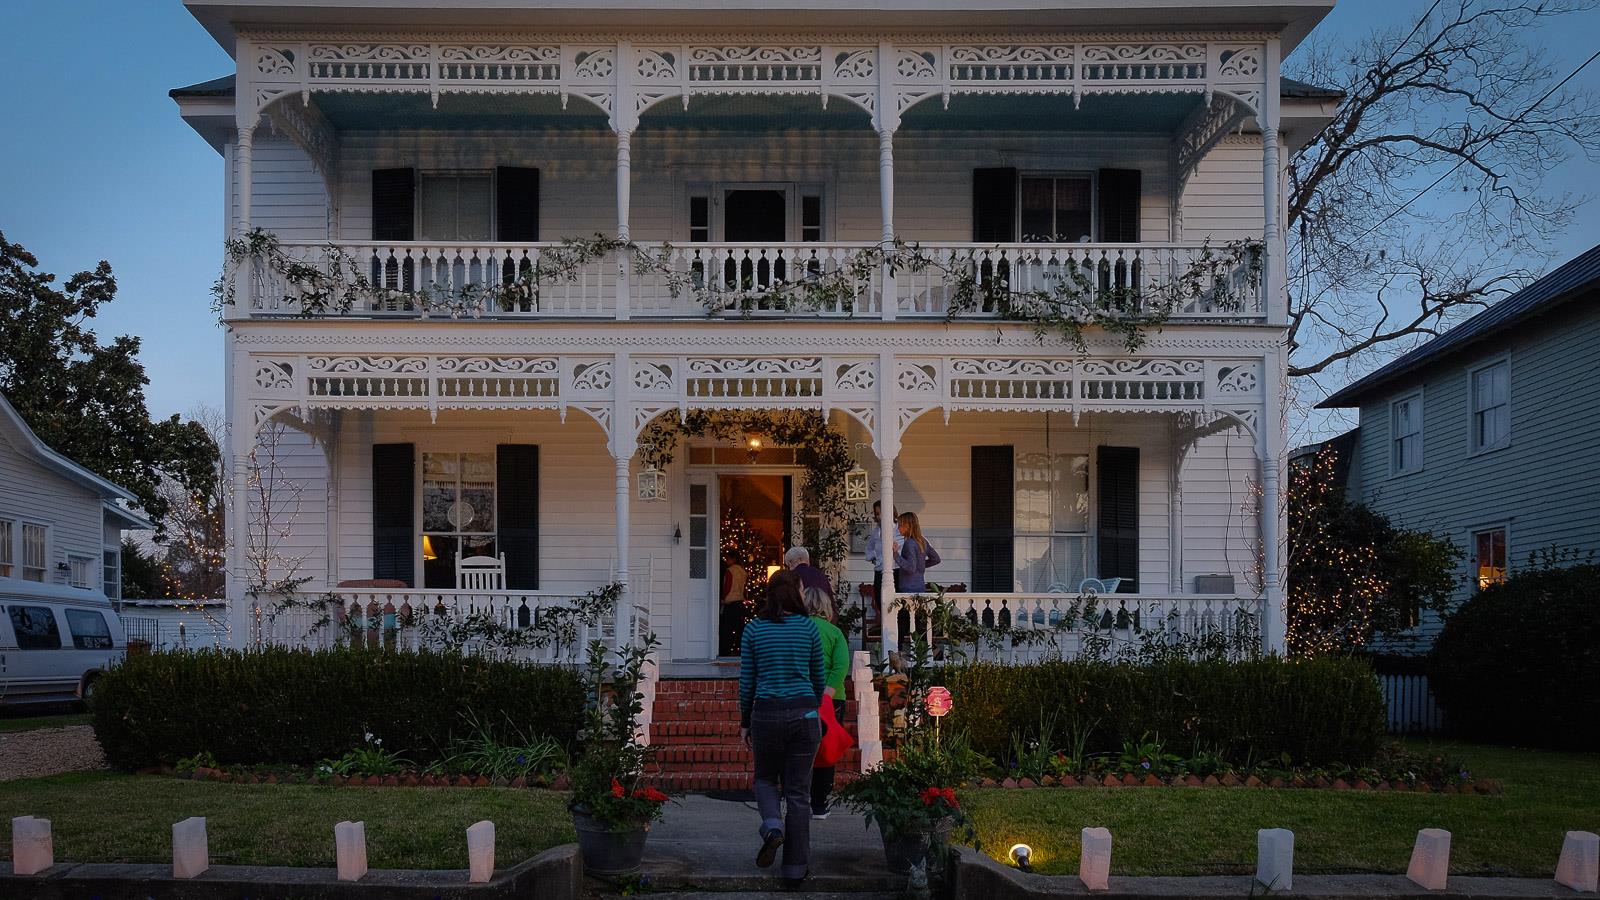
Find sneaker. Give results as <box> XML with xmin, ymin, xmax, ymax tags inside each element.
<box><xmin>811</xmin><ymin>809</ymin><xmax>831</xmax><ymax>820</ymax></box>
<box><xmin>756</xmin><ymin>828</ymin><xmax>784</xmax><ymax>868</ymax></box>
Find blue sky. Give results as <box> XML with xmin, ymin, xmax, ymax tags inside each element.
<box><xmin>1</xmin><ymin>0</ymin><xmax>1595</xmax><ymax>422</ymax></box>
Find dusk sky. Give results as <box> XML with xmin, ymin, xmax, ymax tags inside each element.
<box><xmin>2</xmin><ymin>0</ymin><xmax>1596</xmax><ymax>443</ymax></box>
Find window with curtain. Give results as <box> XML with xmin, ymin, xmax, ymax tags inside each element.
<box><xmin>1014</xmin><ymin>451</ymin><xmax>1090</xmax><ymax>591</ymax></box>
<box><xmin>68</xmin><ymin>555</ymin><xmax>92</xmax><ymax>589</ymax></box>
<box><xmin>421</xmin><ymin>451</ymin><xmax>497</xmax><ymax>589</ymax></box>
<box><xmin>418</xmin><ymin>173</ymin><xmax>492</xmax><ymax>241</ymax></box>
<box><xmin>1474</xmin><ymin>527</ymin><xmax>1507</xmax><ymax>591</ymax></box>
<box><xmin>21</xmin><ymin>523</ymin><xmax>47</xmax><ymax>582</ymax></box>
<box><xmin>1391</xmin><ymin>393</ymin><xmax>1422</xmax><ymax>474</ymax></box>
<box><xmin>1471</xmin><ymin>361</ymin><xmax>1510</xmax><ymax>452</ymax></box>
<box><xmin>1019</xmin><ymin>175</ymin><xmax>1092</xmax><ymax>243</ymax></box>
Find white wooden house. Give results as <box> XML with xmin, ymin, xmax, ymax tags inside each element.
<box><xmin>0</xmin><ymin>394</ymin><xmax>154</xmax><ymax>601</ymax></box>
<box><xmin>173</xmin><ymin>0</ymin><xmax>1339</xmax><ymax>663</ymax></box>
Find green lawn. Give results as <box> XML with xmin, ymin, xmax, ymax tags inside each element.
<box><xmin>0</xmin><ymin>772</ymin><xmax>574</xmax><ymax>869</ymax></box>
<box><xmin>0</xmin><ymin>712</ymin><xmax>91</xmax><ymax>732</ymax></box>
<box><xmin>962</xmin><ymin>741</ymin><xmax>1600</xmax><ymax>877</ymax></box>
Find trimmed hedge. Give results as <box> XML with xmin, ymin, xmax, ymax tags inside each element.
<box><xmin>1429</xmin><ymin>563</ymin><xmax>1600</xmax><ymax>750</ymax></box>
<box><xmin>939</xmin><ymin>656</ymin><xmax>1387</xmax><ymax>767</ymax></box>
<box><xmin>89</xmin><ymin>647</ymin><xmax>586</xmax><ymax>771</ymax></box>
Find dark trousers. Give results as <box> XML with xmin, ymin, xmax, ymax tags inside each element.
<box><xmin>811</xmin><ymin>698</ymin><xmax>847</xmax><ymax>813</ymax></box>
<box><xmin>751</xmin><ymin>701</ymin><xmax>823</xmax><ymax>880</ymax></box>
<box><xmin>719</xmin><ymin>602</ymin><xmax>745</xmax><ymax>657</ymax></box>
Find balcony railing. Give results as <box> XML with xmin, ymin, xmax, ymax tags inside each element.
<box><xmin>241</xmin><ymin>240</ymin><xmax>1263</xmax><ymax>322</ymax></box>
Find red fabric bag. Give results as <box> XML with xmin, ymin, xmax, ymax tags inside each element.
<box><xmin>814</xmin><ymin>698</ymin><xmax>855</xmax><ymax>768</ymax></box>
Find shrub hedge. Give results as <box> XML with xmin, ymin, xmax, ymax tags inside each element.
<box><xmin>89</xmin><ymin>647</ymin><xmax>587</xmax><ymax>771</ymax></box>
<box><xmin>939</xmin><ymin>656</ymin><xmax>1386</xmax><ymax>767</ymax></box>
<box><xmin>1429</xmin><ymin>563</ymin><xmax>1600</xmax><ymax>750</ymax></box>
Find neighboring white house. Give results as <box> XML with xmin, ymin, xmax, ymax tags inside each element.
<box><xmin>172</xmin><ymin>0</ymin><xmax>1340</xmax><ymax>662</ymax></box>
<box><xmin>0</xmin><ymin>393</ymin><xmax>154</xmax><ymax>602</ymax></box>
<box><xmin>1319</xmin><ymin>242</ymin><xmax>1600</xmax><ymax>647</ymax></box>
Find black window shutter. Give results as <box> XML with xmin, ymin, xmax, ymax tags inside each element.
<box><xmin>971</xmin><ymin>445</ymin><xmax>1015</xmax><ymax>592</ymax></box>
<box><xmin>371</xmin><ymin>168</ymin><xmax>415</xmax><ymax>241</ymax></box>
<box><xmin>495</xmin><ymin>167</ymin><xmax>540</xmax><ymax>242</ymax></box>
<box><xmin>1097</xmin><ymin>168</ymin><xmax>1141</xmax><ymax>243</ymax></box>
<box><xmin>372</xmin><ymin>443</ymin><xmax>415</xmax><ymax>587</ymax></box>
<box><xmin>1096</xmin><ymin>446</ymin><xmax>1139</xmax><ymax>591</ymax></box>
<box><xmin>972</xmin><ymin>168</ymin><xmax>1018</xmax><ymax>242</ymax></box>
<box><xmin>497</xmin><ymin>444</ymin><xmax>539</xmax><ymax>590</ymax></box>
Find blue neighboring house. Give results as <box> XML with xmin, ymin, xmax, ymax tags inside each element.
<box><xmin>1317</xmin><ymin>243</ymin><xmax>1600</xmax><ymax>648</ymax></box>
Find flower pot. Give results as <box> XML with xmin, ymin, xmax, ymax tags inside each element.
<box><xmin>572</xmin><ymin>809</ymin><xmax>650</xmax><ymax>876</ymax></box>
<box><xmin>878</xmin><ymin>818</ymin><xmax>953</xmax><ymax>876</ymax></box>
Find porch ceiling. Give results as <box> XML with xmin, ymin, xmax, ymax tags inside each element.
<box><xmin>310</xmin><ymin>89</ymin><xmax>1205</xmax><ymax>134</ymax></box>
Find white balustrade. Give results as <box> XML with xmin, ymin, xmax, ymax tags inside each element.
<box><xmin>902</xmin><ymin>592</ymin><xmax>1264</xmax><ymax>663</ymax></box>
<box><xmin>246</xmin><ymin>241</ymin><xmax>1260</xmax><ymax>321</ymax></box>
<box><xmin>256</xmin><ymin>589</ymin><xmax>638</xmax><ymax>664</ymax></box>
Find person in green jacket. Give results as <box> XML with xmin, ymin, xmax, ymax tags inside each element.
<box><xmin>803</xmin><ymin>585</ymin><xmax>850</xmax><ymax>819</ymax></box>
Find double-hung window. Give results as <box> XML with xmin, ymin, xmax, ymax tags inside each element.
<box><xmin>104</xmin><ymin>547</ymin><xmax>121</xmax><ymax>600</ymax></box>
<box><xmin>1473</xmin><ymin>526</ymin><xmax>1508</xmax><ymax>591</ymax></box>
<box><xmin>0</xmin><ymin>519</ymin><xmax>13</xmax><ymax>578</ymax></box>
<box><xmin>418</xmin><ymin>173</ymin><xmax>492</xmax><ymax>242</ymax></box>
<box><xmin>1470</xmin><ymin>360</ymin><xmax>1510</xmax><ymax>452</ymax></box>
<box><xmin>68</xmin><ymin>554</ymin><xmax>93</xmax><ymax>590</ymax></box>
<box><xmin>21</xmin><ymin>523</ymin><xmax>47</xmax><ymax>582</ymax></box>
<box><xmin>1014</xmin><ymin>451</ymin><xmax>1091</xmax><ymax>591</ymax></box>
<box><xmin>1391</xmin><ymin>393</ymin><xmax>1423</xmax><ymax>475</ymax></box>
<box><xmin>1019</xmin><ymin>175</ymin><xmax>1093</xmax><ymax>243</ymax></box>
<box><xmin>421</xmin><ymin>451</ymin><xmax>497</xmax><ymax>589</ymax></box>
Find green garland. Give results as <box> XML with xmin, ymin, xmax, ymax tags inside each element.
<box><xmin>218</xmin><ymin>230</ymin><xmax>1260</xmax><ymax>352</ymax></box>
<box><xmin>639</xmin><ymin>410</ymin><xmax>864</xmax><ymax>588</ymax></box>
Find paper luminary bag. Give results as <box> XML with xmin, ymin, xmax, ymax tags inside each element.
<box><xmin>814</xmin><ymin>699</ymin><xmax>856</xmax><ymax>767</ymax></box>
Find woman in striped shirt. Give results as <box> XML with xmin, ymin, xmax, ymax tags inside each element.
<box><xmin>739</xmin><ymin>568</ymin><xmax>825</xmax><ymax>887</ymax></box>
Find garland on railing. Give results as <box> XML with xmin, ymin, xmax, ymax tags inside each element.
<box><xmin>216</xmin><ymin>230</ymin><xmax>1261</xmax><ymax>353</ymax></box>
<box><xmin>892</xmin><ymin>587</ymin><xmax>1261</xmax><ymax>664</ymax></box>
<box><xmin>639</xmin><ymin>410</ymin><xmax>865</xmax><ymax>588</ymax></box>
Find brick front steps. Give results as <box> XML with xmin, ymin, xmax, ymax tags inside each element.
<box><xmin>648</xmin><ymin>677</ymin><xmax>861</xmax><ymax>793</ymax></box>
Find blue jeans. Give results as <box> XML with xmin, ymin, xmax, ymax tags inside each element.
<box><xmin>751</xmin><ymin>699</ymin><xmax>823</xmax><ymax>880</ymax></box>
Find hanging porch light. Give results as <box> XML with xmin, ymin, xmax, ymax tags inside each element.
<box><xmin>637</xmin><ymin>465</ymin><xmax>667</xmax><ymax>502</ymax></box>
<box><xmin>844</xmin><ymin>461</ymin><xmax>870</xmax><ymax>502</ymax></box>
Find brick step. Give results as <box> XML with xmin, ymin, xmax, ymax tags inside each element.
<box><xmin>654</xmin><ymin>679</ymin><xmax>862</xmax><ymax>698</ymax></box>
<box><xmin>649</xmin><ymin>720</ymin><xmax>740</xmax><ymax>739</ymax></box>
<box><xmin>652</xmin><ymin>772</ymin><xmax>756</xmax><ymax>792</ymax></box>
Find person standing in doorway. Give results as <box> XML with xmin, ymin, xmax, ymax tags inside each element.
<box><xmin>720</xmin><ymin>553</ymin><xmax>748</xmax><ymax>656</ymax></box>
<box><xmin>739</xmin><ymin>569</ymin><xmax>825</xmax><ymax>887</ymax></box>
<box><xmin>803</xmin><ymin>585</ymin><xmax>849</xmax><ymax>820</ymax></box>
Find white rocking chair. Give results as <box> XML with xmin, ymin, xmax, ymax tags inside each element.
<box><xmin>1078</xmin><ymin>577</ymin><xmax>1124</xmax><ymax>595</ymax></box>
<box><xmin>456</xmin><ymin>551</ymin><xmax>508</xmax><ymax>591</ymax></box>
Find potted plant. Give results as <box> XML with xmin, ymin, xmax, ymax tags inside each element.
<box><xmin>568</xmin><ymin>635</ymin><xmax>670</xmax><ymax>876</ymax></box>
<box><xmin>837</xmin><ymin>731</ymin><xmax>980</xmax><ymax>875</ymax></box>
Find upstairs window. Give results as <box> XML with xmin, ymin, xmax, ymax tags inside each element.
<box><xmin>68</xmin><ymin>555</ymin><xmax>93</xmax><ymax>590</ymax></box>
<box><xmin>1470</xmin><ymin>360</ymin><xmax>1510</xmax><ymax>452</ymax></box>
<box><xmin>21</xmin><ymin>523</ymin><xmax>47</xmax><ymax>582</ymax></box>
<box><xmin>1390</xmin><ymin>393</ymin><xmax>1423</xmax><ymax>475</ymax></box>
<box><xmin>104</xmin><ymin>547</ymin><xmax>121</xmax><ymax>600</ymax></box>
<box><xmin>1019</xmin><ymin>175</ymin><xmax>1092</xmax><ymax>243</ymax></box>
<box><xmin>418</xmin><ymin>173</ymin><xmax>492</xmax><ymax>242</ymax></box>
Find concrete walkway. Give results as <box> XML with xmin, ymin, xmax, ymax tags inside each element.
<box><xmin>640</xmin><ymin>794</ymin><xmax>900</xmax><ymax>892</ymax></box>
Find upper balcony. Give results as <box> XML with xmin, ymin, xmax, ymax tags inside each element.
<box><xmin>177</xmin><ymin>28</ymin><xmax>1341</xmax><ymax>326</ymax></box>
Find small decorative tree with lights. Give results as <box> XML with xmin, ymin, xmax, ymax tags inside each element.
<box><xmin>719</xmin><ymin>503</ymin><xmax>769</xmax><ymax>615</ymax></box>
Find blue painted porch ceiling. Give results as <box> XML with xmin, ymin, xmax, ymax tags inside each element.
<box><xmin>311</xmin><ymin>90</ymin><xmax>1203</xmax><ymax>133</ymax></box>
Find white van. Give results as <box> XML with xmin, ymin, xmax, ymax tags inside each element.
<box><xmin>0</xmin><ymin>581</ymin><xmax>127</xmax><ymax>706</ymax></box>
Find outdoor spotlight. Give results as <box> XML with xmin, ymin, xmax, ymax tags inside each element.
<box><xmin>1010</xmin><ymin>843</ymin><xmax>1033</xmax><ymax>871</ymax></box>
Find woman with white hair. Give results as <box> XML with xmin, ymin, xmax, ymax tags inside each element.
<box><xmin>803</xmin><ymin>585</ymin><xmax>849</xmax><ymax>819</ymax></box>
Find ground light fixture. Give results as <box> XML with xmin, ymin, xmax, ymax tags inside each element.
<box><xmin>1009</xmin><ymin>843</ymin><xmax>1033</xmax><ymax>871</ymax></box>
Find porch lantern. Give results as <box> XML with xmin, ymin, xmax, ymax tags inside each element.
<box><xmin>844</xmin><ymin>462</ymin><xmax>870</xmax><ymax>503</ymax></box>
<box><xmin>638</xmin><ymin>466</ymin><xmax>667</xmax><ymax>502</ymax></box>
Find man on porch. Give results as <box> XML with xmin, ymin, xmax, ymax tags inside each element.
<box><xmin>784</xmin><ymin>547</ymin><xmax>832</xmax><ymax>603</ymax></box>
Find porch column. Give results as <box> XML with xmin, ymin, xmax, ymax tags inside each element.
<box><xmin>878</xmin><ymin>455</ymin><xmax>899</xmax><ymax>656</ymax></box>
<box><xmin>236</xmin><ymin>124</ymin><xmax>255</xmax><ymax>235</ymax></box>
<box><xmin>1169</xmin><ymin>421</ymin><xmax>1186</xmax><ymax>594</ymax></box>
<box><xmin>226</xmin><ymin>346</ymin><xmax>255</xmax><ymax>649</ymax></box>
<box><xmin>876</xmin><ymin>128</ymin><xmax>897</xmax><ymax>323</ymax></box>
<box><xmin>614</xmin><ymin>128</ymin><xmax>633</xmax><ymax>321</ymax></box>
<box><xmin>1260</xmin><ymin>37</ymin><xmax>1283</xmax><ymax>325</ymax></box>
<box><xmin>613</xmin><ymin>454</ymin><xmax>632</xmax><ymax>650</ymax></box>
<box><xmin>1260</xmin><ymin>350</ymin><xmax>1288</xmax><ymax>654</ymax></box>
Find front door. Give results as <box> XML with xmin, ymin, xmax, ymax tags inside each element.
<box><xmin>714</xmin><ymin>473</ymin><xmax>792</xmax><ymax>658</ymax></box>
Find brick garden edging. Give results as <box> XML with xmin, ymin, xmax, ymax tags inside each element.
<box><xmin>0</xmin><ymin>843</ymin><xmax>581</xmax><ymax>900</ymax></box>
<box><xmin>966</xmin><ymin>774</ymin><xmax>1503</xmax><ymax>793</ymax></box>
<box><xmin>167</xmin><ymin>767</ymin><xmax>573</xmax><ymax>790</ymax></box>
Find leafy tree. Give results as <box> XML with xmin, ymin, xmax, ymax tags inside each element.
<box><xmin>0</xmin><ymin>231</ymin><xmax>218</xmax><ymax>526</ymax></box>
<box><xmin>1286</xmin><ymin>0</ymin><xmax>1600</xmax><ymax>380</ymax></box>
<box><xmin>119</xmin><ymin>538</ymin><xmax>164</xmax><ymax>601</ymax></box>
<box><xmin>1287</xmin><ymin>447</ymin><xmax>1461</xmax><ymax>656</ymax></box>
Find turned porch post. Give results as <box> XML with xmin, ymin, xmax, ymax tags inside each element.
<box><xmin>1260</xmin><ymin>37</ymin><xmax>1283</xmax><ymax>325</ymax></box>
<box><xmin>875</xmin><ymin>349</ymin><xmax>901</xmax><ymax>657</ymax></box>
<box><xmin>613</xmin><ymin>41</ymin><xmax>636</xmax><ymax>321</ymax></box>
<box><xmin>611</xmin><ymin>350</ymin><xmax>636</xmax><ymax>649</ymax></box>
<box><xmin>1260</xmin><ymin>349</ymin><xmax>1288</xmax><ymax>654</ymax></box>
<box><xmin>875</xmin><ymin>41</ymin><xmax>899</xmax><ymax>322</ymax></box>
<box><xmin>225</xmin><ymin>342</ymin><xmax>255</xmax><ymax>648</ymax></box>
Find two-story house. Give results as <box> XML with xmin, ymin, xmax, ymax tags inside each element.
<box><xmin>0</xmin><ymin>393</ymin><xmax>154</xmax><ymax>603</ymax></box>
<box><xmin>172</xmin><ymin>0</ymin><xmax>1339</xmax><ymax>665</ymax></box>
<box><xmin>1319</xmin><ymin>243</ymin><xmax>1600</xmax><ymax>646</ymax></box>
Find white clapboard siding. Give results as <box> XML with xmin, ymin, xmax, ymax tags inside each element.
<box><xmin>0</xmin><ymin>425</ymin><xmax>108</xmax><ymax>590</ymax></box>
<box><xmin>231</xmin><ymin>137</ymin><xmax>329</xmax><ymax>241</ymax></box>
<box><xmin>248</xmin><ymin>424</ymin><xmax>329</xmax><ymax>584</ymax></box>
<box><xmin>1179</xmin><ymin>134</ymin><xmax>1266</xmax><ymax>242</ymax></box>
<box><xmin>1179</xmin><ymin>427</ymin><xmax>1263</xmax><ymax>589</ymax></box>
